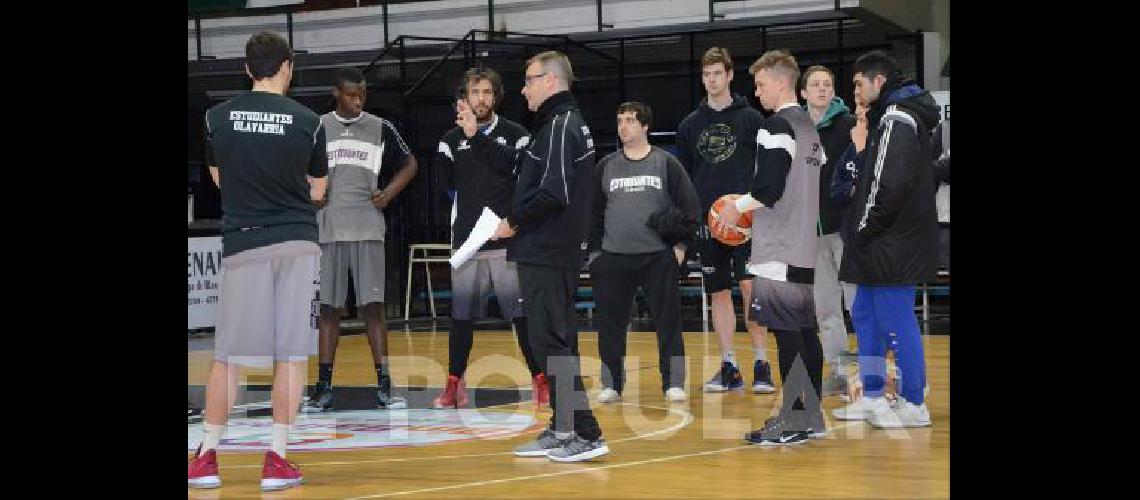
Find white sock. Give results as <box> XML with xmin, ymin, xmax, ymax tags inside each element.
<box><xmin>722</xmin><ymin>350</ymin><xmax>737</xmax><ymax>366</ymax></box>
<box><xmin>272</xmin><ymin>424</ymin><xmax>290</xmax><ymax>457</ymax></box>
<box><xmin>753</xmin><ymin>347</ymin><xmax>767</xmax><ymax>363</ymax></box>
<box><xmin>202</xmin><ymin>423</ymin><xmax>225</xmax><ymax>453</ymax></box>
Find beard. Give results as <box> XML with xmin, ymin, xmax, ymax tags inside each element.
<box><xmin>474</xmin><ymin>105</ymin><xmax>492</xmax><ymax>121</ymax></box>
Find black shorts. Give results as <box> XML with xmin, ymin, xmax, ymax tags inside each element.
<box><xmin>692</xmin><ymin>225</ymin><xmax>754</xmax><ymax>293</ymax></box>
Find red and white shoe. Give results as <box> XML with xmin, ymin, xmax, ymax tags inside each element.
<box><xmin>188</xmin><ymin>445</ymin><xmax>220</xmax><ymax>489</ymax></box>
<box><xmin>433</xmin><ymin>374</ymin><xmax>469</xmax><ymax>409</ymax></box>
<box><xmin>533</xmin><ymin>373</ymin><xmax>550</xmax><ymax>406</ymax></box>
<box><xmin>260</xmin><ymin>450</ymin><xmax>303</xmax><ymax>491</ymax></box>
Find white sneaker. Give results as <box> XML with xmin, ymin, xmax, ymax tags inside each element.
<box><xmin>832</xmin><ymin>396</ymin><xmax>893</xmax><ymax>421</ymax></box>
<box><xmin>664</xmin><ymin>387</ymin><xmax>687</xmax><ymax>402</ymax></box>
<box><xmin>597</xmin><ymin>388</ymin><xmax>622</xmax><ymax>403</ymax></box>
<box><xmin>868</xmin><ymin>398</ymin><xmax>931</xmax><ymax>428</ymax></box>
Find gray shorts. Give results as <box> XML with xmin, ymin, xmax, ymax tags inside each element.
<box><xmin>320</xmin><ymin>240</ymin><xmax>385</xmax><ymax>307</ymax></box>
<box><xmin>451</xmin><ymin>249</ymin><xmax>523</xmax><ymax>320</ymax></box>
<box><xmin>750</xmin><ymin>276</ymin><xmax>818</xmax><ymax>331</ymax></box>
<box><xmin>215</xmin><ymin>241</ymin><xmax>320</xmax><ymax>366</ymax></box>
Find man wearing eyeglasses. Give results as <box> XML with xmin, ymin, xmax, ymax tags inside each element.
<box><xmin>455</xmin><ymin>50</ymin><xmax>607</xmax><ymax>463</ymax></box>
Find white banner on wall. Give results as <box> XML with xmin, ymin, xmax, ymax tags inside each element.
<box><xmin>188</xmin><ymin>237</ymin><xmax>320</xmax><ymax>353</ymax></box>
<box><xmin>188</xmin><ymin>237</ymin><xmax>224</xmax><ymax>330</ymax></box>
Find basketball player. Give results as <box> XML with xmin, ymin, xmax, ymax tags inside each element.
<box><xmin>303</xmin><ymin>67</ymin><xmax>419</xmax><ymax>412</ymax></box>
<box><xmin>717</xmin><ymin>50</ymin><xmax>825</xmax><ymax>445</ymax></box>
<box><xmin>433</xmin><ymin>67</ymin><xmax>548</xmax><ymax>409</ymax></box>
<box><xmin>675</xmin><ymin>47</ymin><xmax>774</xmax><ymax>394</ymax></box>
<box><xmin>189</xmin><ymin>32</ymin><xmax>325</xmax><ymax>490</ymax></box>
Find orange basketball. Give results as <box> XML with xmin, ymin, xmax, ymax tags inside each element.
<box><xmin>707</xmin><ymin>194</ymin><xmax>753</xmax><ymax>246</ymax></box>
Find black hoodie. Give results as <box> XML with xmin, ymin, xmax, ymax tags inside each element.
<box><xmin>839</xmin><ymin>75</ymin><xmax>942</xmax><ymax>285</ymax></box>
<box><xmin>675</xmin><ymin>93</ymin><xmax>766</xmax><ymax>213</ymax></box>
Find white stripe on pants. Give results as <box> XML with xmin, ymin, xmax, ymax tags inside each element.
<box><xmin>813</xmin><ymin>232</ymin><xmax>856</xmax><ymax>368</ymax></box>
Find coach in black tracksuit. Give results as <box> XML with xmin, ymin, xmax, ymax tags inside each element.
<box><xmin>588</xmin><ymin>102</ymin><xmax>701</xmax><ymax>399</ymax></box>
<box><xmin>458</xmin><ymin>52</ymin><xmax>606</xmax><ymax>459</ymax></box>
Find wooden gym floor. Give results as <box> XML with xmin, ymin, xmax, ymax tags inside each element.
<box><xmin>188</xmin><ymin>326</ymin><xmax>949</xmax><ymax>499</ymax></box>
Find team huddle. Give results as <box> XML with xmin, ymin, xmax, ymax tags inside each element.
<box><xmin>190</xmin><ymin>31</ymin><xmax>941</xmax><ymax>491</ymax></box>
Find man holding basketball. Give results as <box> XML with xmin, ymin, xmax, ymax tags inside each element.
<box><xmin>718</xmin><ymin>50</ymin><xmax>826</xmax><ymax>445</ymax></box>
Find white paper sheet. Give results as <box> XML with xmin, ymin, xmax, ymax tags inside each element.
<box><xmin>449</xmin><ymin>207</ymin><xmax>502</xmax><ymax>269</ymax></box>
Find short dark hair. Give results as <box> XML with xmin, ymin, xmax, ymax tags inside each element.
<box><xmin>245</xmin><ymin>31</ymin><xmax>294</xmax><ymax>80</ymax></box>
<box><xmin>462</xmin><ymin>67</ymin><xmax>505</xmax><ymax>110</ymax></box>
<box><xmin>701</xmin><ymin>47</ymin><xmax>732</xmax><ymax>73</ymax></box>
<box><xmin>853</xmin><ymin>50</ymin><xmax>898</xmax><ymax>81</ymax></box>
<box><xmin>617</xmin><ymin>101</ymin><xmax>652</xmax><ymax>128</ymax></box>
<box><xmin>335</xmin><ymin>67</ymin><xmax>366</xmax><ymax>89</ymax></box>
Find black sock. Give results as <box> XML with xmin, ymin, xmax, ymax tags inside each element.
<box><xmin>318</xmin><ymin>363</ymin><xmax>333</xmax><ymax>386</ymax></box>
<box><xmin>801</xmin><ymin>327</ymin><xmax>824</xmax><ymax>413</ymax></box>
<box><xmin>773</xmin><ymin>328</ymin><xmax>807</xmax><ymax>413</ymax></box>
<box><xmin>376</xmin><ymin>363</ymin><xmax>389</xmax><ymax>390</ymax></box>
<box><xmin>449</xmin><ymin>320</ymin><xmax>475</xmax><ymax>377</ymax></box>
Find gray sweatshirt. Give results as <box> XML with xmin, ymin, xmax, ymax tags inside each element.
<box><xmin>591</xmin><ymin>146</ymin><xmax>701</xmax><ymax>254</ymax></box>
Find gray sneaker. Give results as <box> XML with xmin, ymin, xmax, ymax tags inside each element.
<box><xmin>547</xmin><ymin>435</ymin><xmax>610</xmax><ymax>462</ymax></box>
<box><xmin>513</xmin><ymin>428</ymin><xmax>561</xmax><ymax>457</ymax></box>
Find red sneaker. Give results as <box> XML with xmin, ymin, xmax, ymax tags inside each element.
<box><xmin>260</xmin><ymin>450</ymin><xmax>303</xmax><ymax>491</ymax></box>
<box><xmin>187</xmin><ymin>445</ymin><xmax>220</xmax><ymax>489</ymax></box>
<box><xmin>433</xmin><ymin>374</ymin><xmax>469</xmax><ymax>409</ymax></box>
<box><xmin>533</xmin><ymin>373</ymin><xmax>550</xmax><ymax>406</ymax></box>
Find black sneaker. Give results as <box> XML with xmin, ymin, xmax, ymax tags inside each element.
<box><xmin>751</xmin><ymin>360</ymin><xmax>776</xmax><ymax>394</ymax></box>
<box><xmin>745</xmin><ymin>416</ymin><xmax>810</xmax><ymax>446</ymax></box>
<box><xmin>302</xmin><ymin>382</ymin><xmax>333</xmax><ymax>413</ymax></box>
<box><xmin>704</xmin><ymin>361</ymin><xmax>744</xmax><ymax>392</ymax></box>
<box><xmin>377</xmin><ymin>376</ymin><xmax>408</xmax><ymax>410</ymax></box>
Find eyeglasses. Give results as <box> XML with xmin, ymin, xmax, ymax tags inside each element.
<box><xmin>523</xmin><ymin>72</ymin><xmax>548</xmax><ymax>86</ymax></box>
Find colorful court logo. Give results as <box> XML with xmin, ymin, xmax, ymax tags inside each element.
<box><xmin>188</xmin><ymin>409</ymin><xmax>539</xmax><ymax>452</ymax></box>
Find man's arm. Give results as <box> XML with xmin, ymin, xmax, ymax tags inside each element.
<box><xmin>457</xmin><ymin>100</ymin><xmax>524</xmax><ymax>171</ymax></box>
<box><xmin>587</xmin><ymin>155</ymin><xmax>609</xmax><ymax>257</ymax></box>
<box><xmin>309</xmin><ymin>123</ymin><xmax>329</xmax><ymax>204</ymax></box>
<box><xmin>374</xmin><ymin>155</ymin><xmax>418</xmax><ymax>209</ymax></box>
<box><xmin>666</xmin><ymin>153</ymin><xmax>702</xmax><ymax>244</ymax></box>
<box><xmin>665</xmin><ymin>153</ymin><xmax>702</xmax><ymax>263</ymax></box>
<box><xmin>830</xmin><ymin>142</ymin><xmax>861</xmax><ymax>207</ymax></box>
<box><xmin>205</xmin><ymin>113</ymin><xmax>221</xmax><ymax>187</ymax></box>
<box><xmin>437</xmin><ymin>137</ymin><xmax>456</xmax><ymax>191</ymax></box>
<box><xmin>373</xmin><ymin>120</ymin><xmax>417</xmax><ymax>209</ymax></box>
<box><xmin>718</xmin><ymin>118</ymin><xmax>796</xmax><ymax>226</ymax></box>
<box><xmin>674</xmin><ymin>120</ymin><xmax>696</xmax><ymax>178</ymax></box>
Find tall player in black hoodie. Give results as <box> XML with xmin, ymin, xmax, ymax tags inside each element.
<box><xmin>676</xmin><ymin>47</ymin><xmax>774</xmax><ymax>394</ymax></box>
